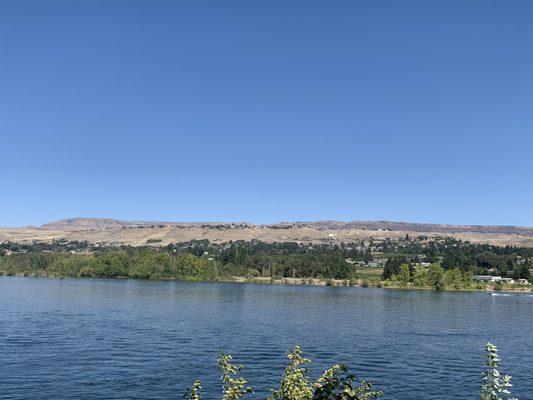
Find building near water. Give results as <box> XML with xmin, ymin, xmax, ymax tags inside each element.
<box><xmin>473</xmin><ymin>275</ymin><xmax>501</xmax><ymax>282</ymax></box>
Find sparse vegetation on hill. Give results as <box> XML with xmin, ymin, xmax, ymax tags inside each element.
<box><xmin>2</xmin><ymin>218</ymin><xmax>533</xmax><ymax>248</ymax></box>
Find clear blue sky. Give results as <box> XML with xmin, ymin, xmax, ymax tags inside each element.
<box><xmin>1</xmin><ymin>1</ymin><xmax>532</xmax><ymax>227</ymax></box>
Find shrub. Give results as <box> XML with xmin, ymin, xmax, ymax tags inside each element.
<box><xmin>187</xmin><ymin>343</ymin><xmax>517</xmax><ymax>400</ymax></box>
<box><xmin>187</xmin><ymin>346</ymin><xmax>381</xmax><ymax>400</ymax></box>
<box><xmin>480</xmin><ymin>342</ymin><xmax>516</xmax><ymax>400</ymax></box>
<box><xmin>219</xmin><ymin>350</ymin><xmax>253</xmax><ymax>400</ymax></box>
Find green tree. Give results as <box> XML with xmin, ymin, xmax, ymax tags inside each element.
<box><xmin>128</xmin><ymin>252</ymin><xmax>163</xmax><ymax>279</ymax></box>
<box><xmin>325</xmin><ymin>251</ymin><xmax>352</xmax><ymax>280</ymax></box>
<box><xmin>382</xmin><ymin>256</ymin><xmax>407</xmax><ymax>280</ymax></box>
<box><xmin>444</xmin><ymin>268</ymin><xmax>463</xmax><ymax>289</ymax></box>
<box><xmin>512</xmin><ymin>264</ymin><xmax>530</xmax><ymax>280</ymax></box>
<box><xmin>428</xmin><ymin>264</ymin><xmax>445</xmax><ymax>290</ymax></box>
<box><xmin>398</xmin><ymin>264</ymin><xmax>410</xmax><ymax>287</ymax></box>
<box><xmin>412</xmin><ymin>266</ymin><xmax>430</xmax><ymax>287</ymax></box>
<box><xmin>462</xmin><ymin>270</ymin><xmax>473</xmax><ymax>289</ymax></box>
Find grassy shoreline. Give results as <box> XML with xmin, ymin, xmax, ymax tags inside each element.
<box><xmin>1</xmin><ymin>271</ymin><xmax>531</xmax><ymax>293</ymax></box>
<box><xmin>225</xmin><ymin>276</ymin><xmax>532</xmax><ymax>293</ymax></box>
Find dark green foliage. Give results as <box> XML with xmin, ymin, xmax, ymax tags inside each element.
<box><xmin>428</xmin><ymin>264</ymin><xmax>445</xmax><ymax>290</ymax></box>
<box><xmin>168</xmin><ymin>241</ymin><xmax>357</xmax><ymax>280</ymax></box>
<box><xmin>378</xmin><ymin>236</ymin><xmax>532</xmax><ymax>278</ymax></box>
<box><xmin>0</xmin><ymin>240</ymin><xmax>356</xmax><ymax>280</ymax></box>
<box><xmin>513</xmin><ymin>263</ymin><xmax>531</xmax><ymax>280</ymax></box>
<box><xmin>382</xmin><ymin>256</ymin><xmax>407</xmax><ymax>280</ymax></box>
<box><xmin>325</xmin><ymin>251</ymin><xmax>352</xmax><ymax>279</ymax></box>
<box><xmin>0</xmin><ymin>248</ymin><xmax>217</xmax><ymax>280</ymax></box>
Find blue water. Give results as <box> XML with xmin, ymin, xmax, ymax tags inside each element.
<box><xmin>1</xmin><ymin>277</ymin><xmax>532</xmax><ymax>399</ymax></box>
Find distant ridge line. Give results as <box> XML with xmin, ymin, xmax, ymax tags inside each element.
<box><xmin>37</xmin><ymin>218</ymin><xmax>533</xmax><ymax>236</ymax></box>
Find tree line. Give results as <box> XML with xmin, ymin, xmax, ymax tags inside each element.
<box><xmin>383</xmin><ymin>262</ymin><xmax>473</xmax><ymax>290</ymax></box>
<box><xmin>379</xmin><ymin>236</ymin><xmax>532</xmax><ymax>279</ymax></box>
<box><xmin>1</xmin><ymin>237</ymin><xmax>531</xmax><ymax>283</ymax></box>
<box><xmin>0</xmin><ymin>241</ymin><xmax>357</xmax><ymax>280</ymax></box>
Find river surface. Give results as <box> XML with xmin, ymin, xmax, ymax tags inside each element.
<box><xmin>1</xmin><ymin>277</ymin><xmax>532</xmax><ymax>399</ymax></box>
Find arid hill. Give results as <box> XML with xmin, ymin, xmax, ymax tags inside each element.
<box><xmin>297</xmin><ymin>221</ymin><xmax>533</xmax><ymax>235</ymax></box>
<box><xmin>39</xmin><ymin>218</ymin><xmax>251</xmax><ymax>231</ymax></box>
<box><xmin>1</xmin><ymin>218</ymin><xmax>532</xmax><ymax>247</ymax></box>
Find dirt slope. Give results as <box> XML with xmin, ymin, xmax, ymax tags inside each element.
<box><xmin>1</xmin><ymin>218</ymin><xmax>532</xmax><ymax>247</ymax></box>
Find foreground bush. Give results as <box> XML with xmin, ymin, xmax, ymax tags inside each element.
<box><xmin>187</xmin><ymin>343</ymin><xmax>517</xmax><ymax>399</ymax></box>
<box><xmin>481</xmin><ymin>343</ymin><xmax>517</xmax><ymax>400</ymax></box>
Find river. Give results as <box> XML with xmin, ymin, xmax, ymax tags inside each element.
<box><xmin>1</xmin><ymin>277</ymin><xmax>531</xmax><ymax>399</ymax></box>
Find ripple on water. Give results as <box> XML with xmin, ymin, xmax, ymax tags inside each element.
<box><xmin>0</xmin><ymin>277</ymin><xmax>532</xmax><ymax>400</ymax></box>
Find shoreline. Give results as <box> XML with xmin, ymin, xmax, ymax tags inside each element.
<box><xmin>223</xmin><ymin>276</ymin><xmax>532</xmax><ymax>293</ymax></box>
<box><xmin>1</xmin><ymin>272</ymin><xmax>531</xmax><ymax>293</ymax></box>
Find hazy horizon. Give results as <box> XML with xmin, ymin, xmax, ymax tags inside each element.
<box><xmin>3</xmin><ymin>215</ymin><xmax>533</xmax><ymax>229</ymax></box>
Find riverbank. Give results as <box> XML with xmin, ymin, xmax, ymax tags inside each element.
<box><xmin>222</xmin><ymin>275</ymin><xmax>532</xmax><ymax>293</ymax></box>
<box><xmin>4</xmin><ymin>271</ymin><xmax>530</xmax><ymax>293</ymax></box>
